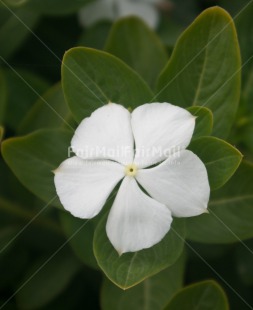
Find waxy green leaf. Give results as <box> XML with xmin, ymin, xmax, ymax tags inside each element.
<box><xmin>101</xmin><ymin>253</ymin><xmax>186</xmax><ymax>310</ymax></box>
<box><xmin>62</xmin><ymin>47</ymin><xmax>153</xmax><ymax>122</ymax></box>
<box><xmin>189</xmin><ymin>136</ymin><xmax>242</xmax><ymax>190</ymax></box>
<box><xmin>164</xmin><ymin>280</ymin><xmax>229</xmax><ymax>310</ymax></box>
<box><xmin>2</xmin><ymin>129</ymin><xmax>72</xmax><ymax>207</ymax></box>
<box><xmin>156</xmin><ymin>7</ymin><xmax>241</xmax><ymax>138</ymax></box>
<box><xmin>187</xmin><ymin>106</ymin><xmax>213</xmax><ymax>138</ymax></box>
<box><xmin>186</xmin><ymin>161</ymin><xmax>253</xmax><ymax>243</ymax></box>
<box><xmin>105</xmin><ymin>17</ymin><xmax>168</xmax><ymax>89</ymax></box>
<box><xmin>94</xmin><ymin>215</ymin><xmax>185</xmax><ymax>289</ymax></box>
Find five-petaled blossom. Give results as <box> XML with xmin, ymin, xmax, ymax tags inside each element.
<box><xmin>54</xmin><ymin>103</ymin><xmax>210</xmax><ymax>254</ymax></box>
<box><xmin>78</xmin><ymin>0</ymin><xmax>166</xmax><ymax>29</ymax></box>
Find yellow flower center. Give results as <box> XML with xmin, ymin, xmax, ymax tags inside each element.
<box><xmin>125</xmin><ymin>164</ymin><xmax>138</xmax><ymax>177</ymax></box>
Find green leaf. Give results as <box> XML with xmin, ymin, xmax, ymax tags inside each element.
<box><xmin>164</xmin><ymin>280</ymin><xmax>229</xmax><ymax>310</ymax></box>
<box><xmin>23</xmin><ymin>0</ymin><xmax>93</xmax><ymax>15</ymax></box>
<box><xmin>18</xmin><ymin>83</ymin><xmax>75</xmax><ymax>135</ymax></box>
<box><xmin>156</xmin><ymin>7</ymin><xmax>241</xmax><ymax>138</ymax></box>
<box><xmin>105</xmin><ymin>17</ymin><xmax>168</xmax><ymax>89</ymax></box>
<box><xmin>16</xmin><ymin>250</ymin><xmax>81</xmax><ymax>310</ymax></box>
<box><xmin>59</xmin><ymin>211</ymin><xmax>98</xmax><ymax>270</ymax></box>
<box><xmin>0</xmin><ymin>8</ymin><xmax>39</xmax><ymax>60</ymax></box>
<box><xmin>101</xmin><ymin>252</ymin><xmax>186</xmax><ymax>310</ymax></box>
<box><xmin>186</xmin><ymin>161</ymin><xmax>253</xmax><ymax>243</ymax></box>
<box><xmin>94</xmin><ymin>215</ymin><xmax>185</xmax><ymax>289</ymax></box>
<box><xmin>1</xmin><ymin>129</ymin><xmax>72</xmax><ymax>206</ymax></box>
<box><xmin>4</xmin><ymin>69</ymin><xmax>49</xmax><ymax>131</ymax></box>
<box><xmin>189</xmin><ymin>136</ymin><xmax>242</xmax><ymax>190</ymax></box>
<box><xmin>62</xmin><ymin>47</ymin><xmax>153</xmax><ymax>122</ymax></box>
<box><xmin>187</xmin><ymin>106</ymin><xmax>213</xmax><ymax>138</ymax></box>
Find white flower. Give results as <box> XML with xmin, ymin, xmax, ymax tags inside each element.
<box><xmin>54</xmin><ymin>103</ymin><xmax>210</xmax><ymax>254</ymax></box>
<box><xmin>78</xmin><ymin>0</ymin><xmax>164</xmax><ymax>29</ymax></box>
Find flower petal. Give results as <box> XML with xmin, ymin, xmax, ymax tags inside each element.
<box><xmin>136</xmin><ymin>150</ymin><xmax>210</xmax><ymax>217</ymax></box>
<box><xmin>71</xmin><ymin>103</ymin><xmax>134</xmax><ymax>165</ymax></box>
<box><xmin>54</xmin><ymin>156</ymin><xmax>124</xmax><ymax>219</ymax></box>
<box><xmin>78</xmin><ymin>0</ymin><xmax>115</xmax><ymax>27</ymax></box>
<box><xmin>132</xmin><ymin>103</ymin><xmax>195</xmax><ymax>168</ymax></box>
<box><xmin>106</xmin><ymin>177</ymin><xmax>172</xmax><ymax>254</ymax></box>
<box><xmin>118</xmin><ymin>0</ymin><xmax>159</xmax><ymax>29</ymax></box>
